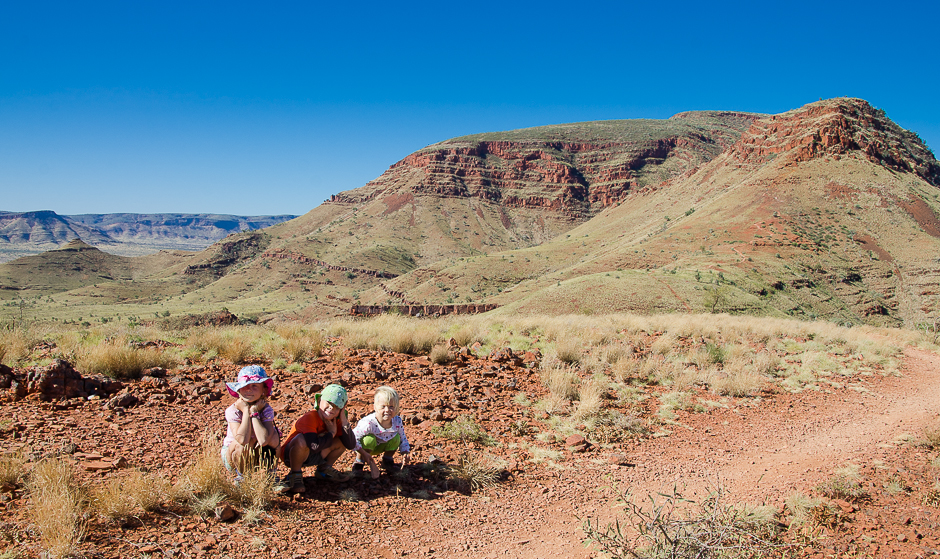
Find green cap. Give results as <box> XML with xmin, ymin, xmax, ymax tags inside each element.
<box><xmin>321</xmin><ymin>384</ymin><xmax>348</xmax><ymax>408</ymax></box>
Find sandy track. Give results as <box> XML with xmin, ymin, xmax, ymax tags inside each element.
<box><xmin>471</xmin><ymin>347</ymin><xmax>940</xmax><ymax>558</ymax></box>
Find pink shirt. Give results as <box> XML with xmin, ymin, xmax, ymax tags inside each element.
<box><xmin>223</xmin><ymin>403</ymin><xmax>276</xmax><ymax>447</ymax></box>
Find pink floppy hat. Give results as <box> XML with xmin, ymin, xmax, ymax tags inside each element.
<box><xmin>226</xmin><ymin>365</ymin><xmax>274</xmax><ymax>398</ymax></box>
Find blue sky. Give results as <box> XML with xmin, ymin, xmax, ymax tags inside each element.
<box><xmin>2</xmin><ymin>1</ymin><xmax>937</xmax><ymax>216</ymax></box>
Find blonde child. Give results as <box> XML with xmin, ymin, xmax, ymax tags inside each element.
<box><xmin>222</xmin><ymin>366</ymin><xmax>281</xmax><ymax>481</ymax></box>
<box><xmin>278</xmin><ymin>384</ymin><xmax>356</xmax><ymax>493</ymax></box>
<box><xmin>352</xmin><ymin>386</ymin><xmax>411</xmax><ymax>479</ymax></box>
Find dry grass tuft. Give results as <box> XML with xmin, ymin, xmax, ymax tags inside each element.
<box><xmin>429</xmin><ymin>344</ymin><xmax>454</xmax><ymax>365</ymax></box>
<box><xmin>278</xmin><ymin>325</ymin><xmax>323</xmax><ymax>362</ymax></box>
<box><xmin>0</xmin><ymin>448</ymin><xmax>28</xmax><ymax>487</ymax></box>
<box><xmin>554</xmin><ymin>338</ymin><xmax>583</xmax><ymax>364</ymax></box>
<box><xmin>572</xmin><ymin>377</ymin><xmax>606</xmax><ymax>420</ymax></box>
<box><xmin>91</xmin><ymin>475</ymin><xmax>137</xmax><ymax>522</ymax></box>
<box><xmin>90</xmin><ymin>469</ymin><xmax>172</xmax><ymax>520</ymax></box>
<box><xmin>449</xmin><ymin>453</ymin><xmax>504</xmax><ymax>491</ymax></box>
<box><xmin>77</xmin><ymin>336</ymin><xmax>177</xmax><ymax>379</ymax></box>
<box><xmin>450</xmin><ymin>324</ymin><xmax>483</xmax><ymax>348</ymax></box>
<box><xmin>173</xmin><ymin>432</ymin><xmax>235</xmax><ymax>514</ymax></box>
<box><xmin>709</xmin><ymin>357</ymin><xmax>765</xmax><ymax>397</ymax></box>
<box><xmin>229</xmin><ymin>449</ymin><xmax>278</xmax><ymax>513</ymax></box>
<box><xmin>28</xmin><ymin>457</ymin><xmax>86</xmax><ymax>559</ymax></box>
<box><xmin>921</xmin><ymin>421</ymin><xmax>940</xmax><ymax>449</ymax></box>
<box><xmin>540</xmin><ymin>361</ymin><xmax>579</xmax><ymax>401</ymax></box>
<box><xmin>816</xmin><ymin>464</ymin><xmax>865</xmax><ymax>501</ymax></box>
<box><xmin>432</xmin><ymin>415</ymin><xmax>495</xmax><ymax>445</ymax></box>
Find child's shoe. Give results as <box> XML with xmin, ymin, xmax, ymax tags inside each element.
<box><xmin>273</xmin><ymin>475</ymin><xmax>290</xmax><ymax>494</ymax></box>
<box><xmin>314</xmin><ymin>466</ymin><xmax>351</xmax><ymax>483</ymax></box>
<box><xmin>381</xmin><ymin>456</ymin><xmax>400</xmax><ymax>472</ymax></box>
<box><xmin>286</xmin><ymin>471</ymin><xmax>305</xmax><ymax>494</ymax></box>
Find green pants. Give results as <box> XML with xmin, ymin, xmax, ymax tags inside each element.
<box><xmin>360</xmin><ymin>433</ymin><xmax>401</xmax><ymax>455</ymax></box>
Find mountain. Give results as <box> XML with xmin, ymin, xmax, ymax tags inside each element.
<box><xmin>2</xmin><ymin>98</ymin><xmax>938</xmax><ymax>328</ymax></box>
<box><xmin>370</xmin><ymin>98</ymin><xmax>940</xmax><ymax>327</ymax></box>
<box><xmin>0</xmin><ymin>211</ymin><xmax>297</xmax><ymax>262</ymax></box>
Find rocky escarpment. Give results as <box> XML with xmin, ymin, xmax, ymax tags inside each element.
<box><xmin>731</xmin><ymin>98</ymin><xmax>940</xmax><ymax>186</ymax></box>
<box><xmin>182</xmin><ymin>231</ymin><xmax>270</xmax><ymax>279</ymax></box>
<box><xmin>329</xmin><ymin>112</ymin><xmax>761</xmax><ymax>219</ymax></box>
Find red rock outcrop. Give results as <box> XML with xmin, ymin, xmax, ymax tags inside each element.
<box><xmin>730</xmin><ymin>98</ymin><xmax>940</xmax><ymax>186</ymax></box>
<box><xmin>328</xmin><ymin>113</ymin><xmax>761</xmax><ymax>219</ymax></box>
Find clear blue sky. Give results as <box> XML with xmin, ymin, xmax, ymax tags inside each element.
<box><xmin>2</xmin><ymin>1</ymin><xmax>937</xmax><ymax>216</ymax></box>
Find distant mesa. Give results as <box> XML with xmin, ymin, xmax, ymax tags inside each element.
<box><xmin>0</xmin><ymin>211</ymin><xmax>297</xmax><ymax>263</ymax></box>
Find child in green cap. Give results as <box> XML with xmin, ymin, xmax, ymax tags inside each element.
<box><xmin>277</xmin><ymin>384</ymin><xmax>356</xmax><ymax>493</ymax></box>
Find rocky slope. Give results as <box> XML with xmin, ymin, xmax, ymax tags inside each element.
<box><xmin>375</xmin><ymin>98</ymin><xmax>940</xmax><ymax>327</ymax></box>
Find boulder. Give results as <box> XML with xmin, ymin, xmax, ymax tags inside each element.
<box><xmin>24</xmin><ymin>359</ymin><xmax>122</xmax><ymax>401</ymax></box>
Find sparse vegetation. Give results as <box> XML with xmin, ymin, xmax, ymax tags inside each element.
<box><xmin>584</xmin><ymin>486</ymin><xmax>785</xmax><ymax>559</ymax></box>
<box><xmin>816</xmin><ymin>464</ymin><xmax>866</xmax><ymax>501</ymax></box>
<box><xmin>432</xmin><ymin>415</ymin><xmax>496</xmax><ymax>445</ymax></box>
<box><xmin>0</xmin><ymin>448</ymin><xmax>27</xmax><ymax>487</ymax></box>
<box><xmin>448</xmin><ymin>453</ymin><xmax>504</xmax><ymax>491</ymax></box>
<box><xmin>28</xmin><ymin>457</ymin><xmax>87</xmax><ymax>559</ymax></box>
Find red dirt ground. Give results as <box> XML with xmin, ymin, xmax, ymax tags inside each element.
<box><xmin>1</xmin><ymin>344</ymin><xmax>939</xmax><ymax>558</ymax></box>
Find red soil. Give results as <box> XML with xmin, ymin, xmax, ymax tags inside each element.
<box><xmin>1</xmin><ymin>345</ymin><xmax>939</xmax><ymax>558</ymax></box>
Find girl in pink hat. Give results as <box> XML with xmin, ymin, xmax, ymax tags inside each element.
<box><xmin>222</xmin><ymin>365</ymin><xmax>281</xmax><ymax>482</ymax></box>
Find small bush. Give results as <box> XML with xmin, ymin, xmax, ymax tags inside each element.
<box><xmin>584</xmin><ymin>486</ymin><xmax>785</xmax><ymax>559</ymax></box>
<box><xmin>432</xmin><ymin>415</ymin><xmax>495</xmax><ymax>445</ymax></box>
<box><xmin>705</xmin><ymin>342</ymin><xmax>726</xmax><ymax>364</ymax></box>
<box><xmin>28</xmin><ymin>457</ymin><xmax>87</xmax><ymax>559</ymax></box>
<box><xmin>429</xmin><ymin>344</ymin><xmax>454</xmax><ymax>365</ymax></box>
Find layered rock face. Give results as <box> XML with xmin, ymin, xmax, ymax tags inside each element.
<box><xmin>331</xmin><ymin>112</ymin><xmax>761</xmax><ymax>219</ymax></box>
<box><xmin>731</xmin><ymin>98</ymin><xmax>940</xmax><ymax>186</ymax></box>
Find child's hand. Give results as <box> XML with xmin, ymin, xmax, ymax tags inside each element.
<box><xmin>234</xmin><ymin>399</ymin><xmax>249</xmax><ymax>415</ymax></box>
<box><xmin>249</xmin><ymin>398</ymin><xmax>267</xmax><ymax>414</ymax></box>
<box><xmin>368</xmin><ymin>459</ymin><xmax>380</xmax><ymax>479</ymax></box>
<box><xmin>401</xmin><ymin>453</ymin><xmax>411</xmax><ymax>467</ymax></box>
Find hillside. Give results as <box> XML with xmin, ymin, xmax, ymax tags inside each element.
<box><xmin>369</xmin><ymin>98</ymin><xmax>940</xmax><ymax>328</ymax></box>
<box><xmin>1</xmin><ymin>98</ymin><xmax>938</xmax><ymax>328</ymax></box>
<box><xmin>0</xmin><ymin>211</ymin><xmax>296</xmax><ymax>262</ymax></box>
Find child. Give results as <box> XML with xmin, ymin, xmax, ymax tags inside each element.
<box><xmin>352</xmin><ymin>386</ymin><xmax>411</xmax><ymax>479</ymax></box>
<box><xmin>278</xmin><ymin>384</ymin><xmax>356</xmax><ymax>493</ymax></box>
<box><xmin>222</xmin><ymin>365</ymin><xmax>281</xmax><ymax>481</ymax></box>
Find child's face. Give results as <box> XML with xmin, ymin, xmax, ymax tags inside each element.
<box><xmin>319</xmin><ymin>397</ymin><xmax>341</xmax><ymax>420</ymax></box>
<box><xmin>374</xmin><ymin>396</ymin><xmax>396</xmax><ymax>423</ymax></box>
<box><xmin>237</xmin><ymin>383</ymin><xmax>263</xmax><ymax>402</ymax></box>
